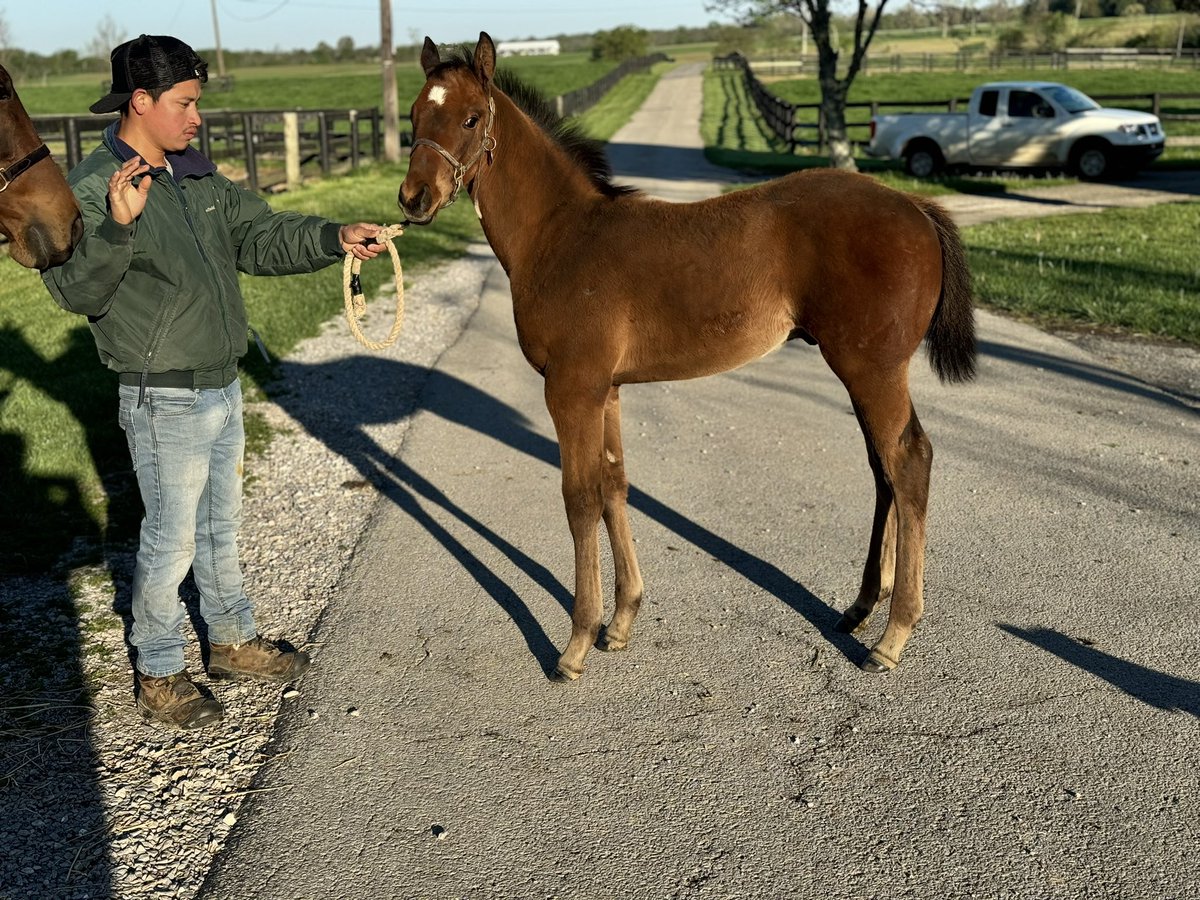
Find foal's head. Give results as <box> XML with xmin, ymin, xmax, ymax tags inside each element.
<box><xmin>398</xmin><ymin>33</ymin><xmax>497</xmax><ymax>226</ymax></box>
<box><xmin>0</xmin><ymin>64</ymin><xmax>82</xmax><ymax>269</ymax></box>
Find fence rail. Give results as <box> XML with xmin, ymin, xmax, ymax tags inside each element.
<box><xmin>741</xmin><ymin>47</ymin><xmax>1200</xmax><ymax>76</ymax></box>
<box><xmin>715</xmin><ymin>52</ymin><xmax>1200</xmax><ymax>152</ymax></box>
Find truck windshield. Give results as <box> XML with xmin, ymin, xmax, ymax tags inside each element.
<box><xmin>1043</xmin><ymin>85</ymin><xmax>1100</xmax><ymax>114</ymax></box>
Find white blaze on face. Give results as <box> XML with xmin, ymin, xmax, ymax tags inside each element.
<box><xmin>427</xmin><ymin>85</ymin><xmax>448</xmax><ymax>107</ymax></box>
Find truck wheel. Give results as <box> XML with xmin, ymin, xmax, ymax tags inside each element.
<box><xmin>1070</xmin><ymin>140</ymin><xmax>1113</xmax><ymax>181</ymax></box>
<box><xmin>904</xmin><ymin>141</ymin><xmax>943</xmax><ymax>178</ymax></box>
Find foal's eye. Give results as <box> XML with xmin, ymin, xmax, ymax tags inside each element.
<box><xmin>464</xmin><ymin>115</ymin><xmax>479</xmax><ymax>130</ymax></box>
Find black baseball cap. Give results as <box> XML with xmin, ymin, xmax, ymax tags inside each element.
<box><xmin>90</xmin><ymin>34</ymin><xmax>208</xmax><ymax>114</ymax></box>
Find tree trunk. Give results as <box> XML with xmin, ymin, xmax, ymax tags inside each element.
<box><xmin>820</xmin><ymin>84</ymin><xmax>856</xmax><ymax>170</ymax></box>
<box><xmin>811</xmin><ymin>3</ymin><xmax>858</xmax><ymax>172</ymax></box>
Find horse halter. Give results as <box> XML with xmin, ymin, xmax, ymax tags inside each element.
<box><xmin>0</xmin><ymin>143</ymin><xmax>51</xmax><ymax>193</ymax></box>
<box><xmin>411</xmin><ymin>94</ymin><xmax>497</xmax><ymax>206</ymax></box>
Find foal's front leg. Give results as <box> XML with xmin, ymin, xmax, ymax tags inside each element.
<box><xmin>544</xmin><ymin>378</ymin><xmax>608</xmax><ymax>682</ymax></box>
<box><xmin>596</xmin><ymin>386</ymin><xmax>644</xmax><ymax>652</ymax></box>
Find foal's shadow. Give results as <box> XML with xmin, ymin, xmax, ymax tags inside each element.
<box><xmin>271</xmin><ymin>357</ymin><xmax>860</xmax><ymax>674</ymax></box>
<box><xmin>999</xmin><ymin>625</ymin><xmax>1200</xmax><ymax>717</ymax></box>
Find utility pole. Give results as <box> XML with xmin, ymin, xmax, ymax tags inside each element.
<box><xmin>381</xmin><ymin>0</ymin><xmax>401</xmax><ymax>163</ymax></box>
<box><xmin>209</xmin><ymin>0</ymin><xmax>227</xmax><ymax>77</ymax></box>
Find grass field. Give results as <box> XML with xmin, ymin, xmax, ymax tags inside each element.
<box><xmin>15</xmin><ymin>52</ymin><xmax>618</xmax><ymax>116</ymax></box>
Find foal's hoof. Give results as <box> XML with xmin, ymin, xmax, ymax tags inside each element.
<box><xmin>595</xmin><ymin>625</ymin><xmax>628</xmax><ymax>653</ymax></box>
<box><xmin>836</xmin><ymin>610</ymin><xmax>870</xmax><ymax>635</ymax></box>
<box><xmin>549</xmin><ymin>665</ymin><xmax>581</xmax><ymax>684</ymax></box>
<box><xmin>860</xmin><ymin>649</ymin><xmax>897</xmax><ymax>674</ymax></box>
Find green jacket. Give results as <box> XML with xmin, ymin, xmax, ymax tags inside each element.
<box><xmin>42</xmin><ymin>123</ymin><xmax>345</xmax><ymax>389</ymax></box>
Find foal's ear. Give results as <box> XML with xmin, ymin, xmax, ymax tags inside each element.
<box><xmin>473</xmin><ymin>31</ymin><xmax>496</xmax><ymax>88</ymax></box>
<box><xmin>420</xmin><ymin>37</ymin><xmax>440</xmax><ymax>76</ymax></box>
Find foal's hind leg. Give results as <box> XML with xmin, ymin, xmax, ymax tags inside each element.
<box><xmin>596</xmin><ymin>387</ymin><xmax>644</xmax><ymax>652</ymax></box>
<box><xmin>836</xmin><ymin>412</ymin><xmax>898</xmax><ymax>636</ymax></box>
<box><xmin>838</xmin><ymin>369</ymin><xmax>933</xmax><ymax>673</ymax></box>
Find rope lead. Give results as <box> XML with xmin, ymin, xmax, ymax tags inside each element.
<box><xmin>342</xmin><ymin>223</ymin><xmax>407</xmax><ymax>350</ymax></box>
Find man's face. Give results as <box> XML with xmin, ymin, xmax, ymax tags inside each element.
<box><xmin>137</xmin><ymin>79</ymin><xmax>203</xmax><ymax>153</ymax></box>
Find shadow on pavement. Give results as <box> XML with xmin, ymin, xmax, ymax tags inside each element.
<box><xmin>999</xmin><ymin>625</ymin><xmax>1200</xmax><ymax>717</ymax></box>
<box><xmin>979</xmin><ymin>339</ymin><xmax>1198</xmax><ymax>411</ymax></box>
<box><xmin>606</xmin><ymin>142</ymin><xmax>734</xmax><ymax>184</ymax></box>
<box><xmin>271</xmin><ymin>357</ymin><xmax>862</xmax><ymax>672</ymax></box>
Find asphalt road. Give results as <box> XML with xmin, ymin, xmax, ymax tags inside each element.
<box><xmin>201</xmin><ymin>64</ymin><xmax>1200</xmax><ymax>899</ymax></box>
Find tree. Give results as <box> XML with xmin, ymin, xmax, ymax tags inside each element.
<box><xmin>710</xmin><ymin>0</ymin><xmax>889</xmax><ymax>171</ymax></box>
<box><xmin>591</xmin><ymin>25</ymin><xmax>650</xmax><ymax>61</ymax></box>
<box><xmin>88</xmin><ymin>14</ymin><xmax>127</xmax><ymax>63</ymax></box>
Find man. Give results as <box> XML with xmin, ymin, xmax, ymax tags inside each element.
<box><xmin>42</xmin><ymin>35</ymin><xmax>385</xmax><ymax>730</ymax></box>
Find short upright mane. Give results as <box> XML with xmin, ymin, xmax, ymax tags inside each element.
<box><xmin>430</xmin><ymin>51</ymin><xmax>636</xmax><ymax>200</ymax></box>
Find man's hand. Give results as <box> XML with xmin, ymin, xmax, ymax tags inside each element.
<box><xmin>108</xmin><ymin>157</ymin><xmax>152</xmax><ymax>225</ymax></box>
<box><xmin>339</xmin><ymin>223</ymin><xmax>387</xmax><ymax>261</ymax></box>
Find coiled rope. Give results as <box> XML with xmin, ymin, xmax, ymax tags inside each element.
<box><xmin>341</xmin><ymin>224</ymin><xmax>406</xmax><ymax>350</ymax></box>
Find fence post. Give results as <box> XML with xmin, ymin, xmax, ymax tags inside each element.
<box><xmin>1152</xmin><ymin>92</ymin><xmax>1161</xmax><ymax>116</ymax></box>
<box><xmin>349</xmin><ymin>109</ymin><xmax>360</xmax><ymax>169</ymax></box>
<box><xmin>240</xmin><ymin>113</ymin><xmax>258</xmax><ymax>192</ymax></box>
<box><xmin>64</xmin><ymin>117</ymin><xmax>81</xmax><ymax>170</ymax></box>
<box><xmin>317</xmin><ymin>111</ymin><xmax>331</xmax><ymax>176</ymax></box>
<box><xmin>199</xmin><ymin>119</ymin><xmax>212</xmax><ymax>159</ymax></box>
<box><xmin>283</xmin><ymin>111</ymin><xmax>301</xmax><ymax>191</ymax></box>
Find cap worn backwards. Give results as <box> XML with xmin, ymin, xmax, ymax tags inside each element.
<box><xmin>90</xmin><ymin>35</ymin><xmax>209</xmax><ymax>115</ymax></box>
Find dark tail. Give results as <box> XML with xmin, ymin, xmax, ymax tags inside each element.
<box><xmin>915</xmin><ymin>196</ymin><xmax>977</xmax><ymax>383</ymax></box>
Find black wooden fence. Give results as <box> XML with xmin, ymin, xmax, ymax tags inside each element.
<box><xmin>557</xmin><ymin>53</ymin><xmax>670</xmax><ymax>117</ymax></box>
<box><xmin>31</xmin><ymin>107</ymin><xmax>395</xmax><ymax>192</ymax></box>
<box><xmin>715</xmin><ymin>52</ymin><xmax>1200</xmax><ymax>152</ymax></box>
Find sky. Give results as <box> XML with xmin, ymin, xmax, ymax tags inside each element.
<box><xmin>4</xmin><ymin>1</ymin><xmax>739</xmax><ymax>57</ymax></box>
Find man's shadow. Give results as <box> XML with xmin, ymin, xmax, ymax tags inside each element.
<box><xmin>270</xmin><ymin>356</ymin><xmax>860</xmax><ymax>675</ymax></box>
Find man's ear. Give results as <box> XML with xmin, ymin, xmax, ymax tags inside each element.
<box><xmin>473</xmin><ymin>32</ymin><xmax>496</xmax><ymax>90</ymax></box>
<box><xmin>420</xmin><ymin>37</ymin><xmax>440</xmax><ymax>76</ymax></box>
<box><xmin>130</xmin><ymin>88</ymin><xmax>152</xmax><ymax>116</ymax></box>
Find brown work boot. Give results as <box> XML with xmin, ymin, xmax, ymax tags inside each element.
<box><xmin>136</xmin><ymin>670</ymin><xmax>224</xmax><ymax>730</ymax></box>
<box><xmin>207</xmin><ymin>636</ymin><xmax>311</xmax><ymax>683</ymax></box>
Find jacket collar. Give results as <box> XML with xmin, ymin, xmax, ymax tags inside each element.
<box><xmin>103</xmin><ymin>121</ymin><xmax>217</xmax><ymax>181</ymax></box>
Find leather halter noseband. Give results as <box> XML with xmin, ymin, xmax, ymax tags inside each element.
<box><xmin>0</xmin><ymin>143</ymin><xmax>51</xmax><ymax>193</ymax></box>
<box><xmin>411</xmin><ymin>94</ymin><xmax>497</xmax><ymax>206</ymax></box>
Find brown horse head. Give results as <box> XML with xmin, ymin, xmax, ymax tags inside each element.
<box><xmin>0</xmin><ymin>64</ymin><xmax>82</xmax><ymax>269</ymax></box>
<box><xmin>398</xmin><ymin>32</ymin><xmax>497</xmax><ymax>226</ymax></box>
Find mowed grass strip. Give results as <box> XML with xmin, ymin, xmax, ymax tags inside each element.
<box><xmin>964</xmin><ymin>201</ymin><xmax>1200</xmax><ymax>344</ymax></box>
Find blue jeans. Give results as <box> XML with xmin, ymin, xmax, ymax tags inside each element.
<box><xmin>118</xmin><ymin>378</ymin><xmax>257</xmax><ymax>677</ymax></box>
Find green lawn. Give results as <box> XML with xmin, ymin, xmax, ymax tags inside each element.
<box><xmin>965</xmin><ymin>202</ymin><xmax>1200</xmax><ymax>343</ymax></box>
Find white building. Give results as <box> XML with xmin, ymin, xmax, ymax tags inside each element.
<box><xmin>496</xmin><ymin>40</ymin><xmax>560</xmax><ymax>57</ymax></box>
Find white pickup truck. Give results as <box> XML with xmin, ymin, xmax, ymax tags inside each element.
<box><xmin>866</xmin><ymin>81</ymin><xmax>1165</xmax><ymax>180</ymax></box>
